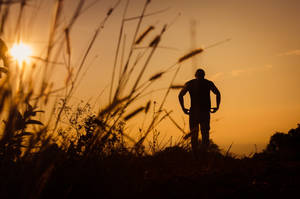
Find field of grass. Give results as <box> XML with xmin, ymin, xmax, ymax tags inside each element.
<box><xmin>1</xmin><ymin>138</ymin><xmax>300</xmax><ymax>198</ymax></box>
<box><xmin>0</xmin><ymin>1</ymin><xmax>299</xmax><ymax>198</ymax></box>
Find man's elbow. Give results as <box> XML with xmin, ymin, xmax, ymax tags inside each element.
<box><xmin>178</xmin><ymin>91</ymin><xmax>184</xmax><ymax>98</ymax></box>
<box><xmin>215</xmin><ymin>89</ymin><xmax>221</xmax><ymax>97</ymax></box>
<box><xmin>178</xmin><ymin>93</ymin><xmax>183</xmax><ymax>101</ymax></box>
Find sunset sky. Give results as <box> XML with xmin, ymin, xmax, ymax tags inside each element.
<box><xmin>4</xmin><ymin>0</ymin><xmax>300</xmax><ymax>154</ymax></box>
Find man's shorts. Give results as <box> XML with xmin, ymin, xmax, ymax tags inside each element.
<box><xmin>189</xmin><ymin>110</ymin><xmax>210</xmax><ymax>131</ymax></box>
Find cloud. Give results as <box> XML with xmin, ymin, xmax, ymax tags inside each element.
<box><xmin>264</xmin><ymin>64</ymin><xmax>273</xmax><ymax>69</ymax></box>
<box><xmin>230</xmin><ymin>64</ymin><xmax>273</xmax><ymax>77</ymax></box>
<box><xmin>278</xmin><ymin>49</ymin><xmax>300</xmax><ymax>56</ymax></box>
<box><xmin>231</xmin><ymin>69</ymin><xmax>245</xmax><ymax>77</ymax></box>
<box><xmin>210</xmin><ymin>72</ymin><xmax>224</xmax><ymax>80</ymax></box>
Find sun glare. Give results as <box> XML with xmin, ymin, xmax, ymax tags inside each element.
<box><xmin>10</xmin><ymin>43</ymin><xmax>32</xmax><ymax>65</ymax></box>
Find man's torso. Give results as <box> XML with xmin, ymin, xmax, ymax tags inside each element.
<box><xmin>186</xmin><ymin>79</ymin><xmax>212</xmax><ymax>112</ymax></box>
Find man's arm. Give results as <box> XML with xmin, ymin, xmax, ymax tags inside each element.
<box><xmin>178</xmin><ymin>84</ymin><xmax>189</xmax><ymax>115</ymax></box>
<box><xmin>210</xmin><ymin>82</ymin><xmax>221</xmax><ymax>113</ymax></box>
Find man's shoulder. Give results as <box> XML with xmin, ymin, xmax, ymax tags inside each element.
<box><xmin>204</xmin><ymin>79</ymin><xmax>215</xmax><ymax>85</ymax></box>
<box><xmin>204</xmin><ymin>78</ymin><xmax>213</xmax><ymax>83</ymax></box>
<box><xmin>185</xmin><ymin>79</ymin><xmax>196</xmax><ymax>85</ymax></box>
<box><xmin>185</xmin><ymin>79</ymin><xmax>215</xmax><ymax>88</ymax></box>
<box><xmin>186</xmin><ymin>79</ymin><xmax>213</xmax><ymax>84</ymax></box>
<box><xmin>184</xmin><ymin>79</ymin><xmax>196</xmax><ymax>89</ymax></box>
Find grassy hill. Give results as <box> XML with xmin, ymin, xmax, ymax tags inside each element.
<box><xmin>1</xmin><ymin>124</ymin><xmax>300</xmax><ymax>199</ymax></box>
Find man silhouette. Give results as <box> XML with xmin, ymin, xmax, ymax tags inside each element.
<box><xmin>178</xmin><ymin>69</ymin><xmax>221</xmax><ymax>154</ymax></box>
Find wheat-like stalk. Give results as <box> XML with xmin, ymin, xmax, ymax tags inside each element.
<box><xmin>178</xmin><ymin>48</ymin><xmax>204</xmax><ymax>63</ymax></box>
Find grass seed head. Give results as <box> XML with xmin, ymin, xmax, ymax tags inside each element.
<box><xmin>161</xmin><ymin>24</ymin><xmax>167</xmax><ymax>34</ymax></box>
<box><xmin>135</xmin><ymin>26</ymin><xmax>154</xmax><ymax>45</ymax></box>
<box><xmin>124</xmin><ymin>107</ymin><xmax>145</xmax><ymax>121</ymax></box>
<box><xmin>64</xmin><ymin>28</ymin><xmax>71</xmax><ymax>55</ymax></box>
<box><xmin>178</xmin><ymin>48</ymin><xmax>203</xmax><ymax>63</ymax></box>
<box><xmin>149</xmin><ymin>72</ymin><xmax>164</xmax><ymax>81</ymax></box>
<box><xmin>145</xmin><ymin>101</ymin><xmax>151</xmax><ymax>113</ymax></box>
<box><xmin>149</xmin><ymin>35</ymin><xmax>160</xmax><ymax>47</ymax></box>
<box><xmin>170</xmin><ymin>84</ymin><xmax>184</xmax><ymax>90</ymax></box>
<box><xmin>107</xmin><ymin>8</ymin><xmax>113</xmax><ymax>16</ymax></box>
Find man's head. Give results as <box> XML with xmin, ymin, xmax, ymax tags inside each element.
<box><xmin>195</xmin><ymin>68</ymin><xmax>205</xmax><ymax>79</ymax></box>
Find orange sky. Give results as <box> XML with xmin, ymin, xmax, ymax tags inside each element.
<box><xmin>3</xmin><ymin>0</ymin><xmax>300</xmax><ymax>155</ymax></box>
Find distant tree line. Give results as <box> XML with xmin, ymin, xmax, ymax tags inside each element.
<box><xmin>255</xmin><ymin>124</ymin><xmax>300</xmax><ymax>160</ymax></box>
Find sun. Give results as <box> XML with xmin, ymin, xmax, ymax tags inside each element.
<box><xmin>9</xmin><ymin>43</ymin><xmax>32</xmax><ymax>65</ymax></box>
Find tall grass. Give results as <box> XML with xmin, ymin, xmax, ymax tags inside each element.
<box><xmin>0</xmin><ymin>1</ymin><xmax>210</xmax><ymax>197</ymax></box>
<box><xmin>1</xmin><ymin>2</ymin><xmax>298</xmax><ymax>199</ymax></box>
<box><xmin>0</xmin><ymin>0</ymin><xmax>208</xmax><ymax>160</ymax></box>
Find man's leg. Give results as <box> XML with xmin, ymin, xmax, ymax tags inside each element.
<box><xmin>200</xmin><ymin>112</ymin><xmax>210</xmax><ymax>147</ymax></box>
<box><xmin>200</xmin><ymin>126</ymin><xmax>209</xmax><ymax>146</ymax></box>
<box><xmin>189</xmin><ymin>116</ymin><xmax>199</xmax><ymax>157</ymax></box>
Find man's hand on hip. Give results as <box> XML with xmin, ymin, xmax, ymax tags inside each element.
<box><xmin>182</xmin><ymin>108</ymin><xmax>190</xmax><ymax>115</ymax></box>
<box><xmin>210</xmin><ymin>107</ymin><xmax>219</xmax><ymax>113</ymax></box>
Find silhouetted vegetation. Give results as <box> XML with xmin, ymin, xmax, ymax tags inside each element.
<box><xmin>254</xmin><ymin>124</ymin><xmax>300</xmax><ymax>161</ymax></box>
<box><xmin>1</xmin><ymin>122</ymin><xmax>300</xmax><ymax>198</ymax></box>
<box><xmin>0</xmin><ymin>0</ymin><xmax>299</xmax><ymax>198</ymax></box>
